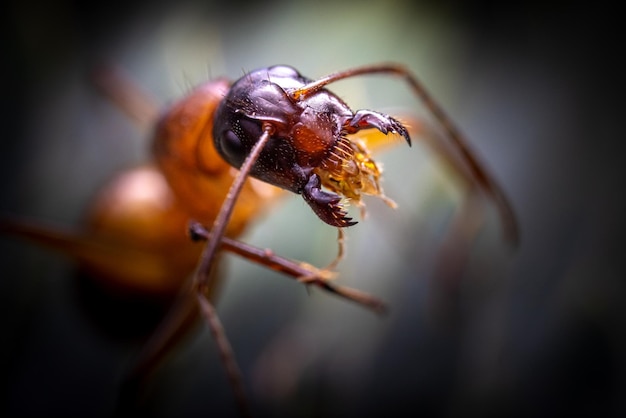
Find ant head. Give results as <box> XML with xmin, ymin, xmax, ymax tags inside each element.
<box><xmin>212</xmin><ymin>65</ymin><xmax>408</xmax><ymax>228</ymax></box>
<box><xmin>212</xmin><ymin>65</ymin><xmax>353</xmax><ymax>194</ymax></box>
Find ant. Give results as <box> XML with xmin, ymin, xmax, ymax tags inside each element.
<box><xmin>1</xmin><ymin>62</ymin><xmax>518</xmax><ymax>417</ymax></box>
<box><xmin>150</xmin><ymin>62</ymin><xmax>518</xmax><ymax>416</ymax></box>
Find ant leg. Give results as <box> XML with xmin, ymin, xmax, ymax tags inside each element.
<box><xmin>117</xmin><ymin>287</ymin><xmax>199</xmax><ymax>415</ymax></box>
<box><xmin>196</xmin><ymin>293</ymin><xmax>250</xmax><ymax>417</ymax></box>
<box><xmin>91</xmin><ymin>63</ymin><xmax>161</xmax><ymax>129</ymax></box>
<box><xmin>327</xmin><ymin>228</ymin><xmax>347</xmax><ymax>271</ymax></box>
<box><xmin>292</xmin><ymin>64</ymin><xmax>519</xmax><ymax>245</ymax></box>
<box><xmin>194</xmin><ymin>125</ymin><xmax>273</xmax><ymax>291</ymax></box>
<box><xmin>191</xmin><ymin>125</ymin><xmax>273</xmax><ymax>417</ymax></box>
<box><xmin>297</xmin><ymin>227</ymin><xmax>346</xmax><ymax>284</ymax></box>
<box><xmin>433</xmin><ymin>190</ymin><xmax>485</xmax><ymax>289</ymax></box>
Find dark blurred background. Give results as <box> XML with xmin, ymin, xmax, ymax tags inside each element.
<box><xmin>1</xmin><ymin>1</ymin><xmax>624</xmax><ymax>417</ymax></box>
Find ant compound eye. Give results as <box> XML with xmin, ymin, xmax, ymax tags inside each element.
<box><xmin>218</xmin><ymin>117</ymin><xmax>266</xmax><ymax>168</ymax></box>
<box><xmin>220</xmin><ymin>129</ymin><xmax>247</xmax><ymax>168</ymax></box>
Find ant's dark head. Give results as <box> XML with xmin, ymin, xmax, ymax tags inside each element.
<box><xmin>212</xmin><ymin>65</ymin><xmax>408</xmax><ymax>228</ymax></box>
<box><xmin>212</xmin><ymin>66</ymin><xmax>352</xmax><ymax>193</ymax></box>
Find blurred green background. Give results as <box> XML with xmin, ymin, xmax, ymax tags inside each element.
<box><xmin>1</xmin><ymin>1</ymin><xmax>623</xmax><ymax>417</ymax></box>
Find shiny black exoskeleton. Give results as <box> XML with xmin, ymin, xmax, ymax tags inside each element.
<box><xmin>212</xmin><ymin>65</ymin><xmax>410</xmax><ymax>227</ymax></box>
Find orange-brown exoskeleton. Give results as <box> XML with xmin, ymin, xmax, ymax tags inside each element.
<box><xmin>1</xmin><ymin>62</ymin><xmax>518</xmax><ymax>417</ymax></box>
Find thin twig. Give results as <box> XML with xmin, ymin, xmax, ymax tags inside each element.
<box><xmin>189</xmin><ymin>222</ymin><xmax>387</xmax><ymax>315</ymax></box>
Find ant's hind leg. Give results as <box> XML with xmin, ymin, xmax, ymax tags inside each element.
<box><xmin>91</xmin><ymin>63</ymin><xmax>161</xmax><ymax>129</ymax></box>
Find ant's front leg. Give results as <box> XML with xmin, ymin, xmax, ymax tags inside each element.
<box><xmin>344</xmin><ymin>110</ymin><xmax>412</xmax><ymax>145</ymax></box>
